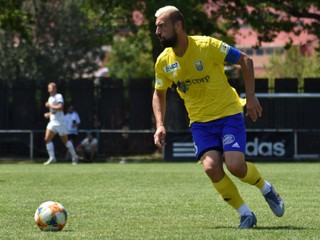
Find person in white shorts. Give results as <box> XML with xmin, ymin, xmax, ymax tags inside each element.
<box><xmin>43</xmin><ymin>82</ymin><xmax>78</xmax><ymax>165</ymax></box>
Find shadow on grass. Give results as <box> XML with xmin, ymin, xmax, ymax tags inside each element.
<box><xmin>41</xmin><ymin>229</ymin><xmax>76</xmax><ymax>233</ymax></box>
<box><xmin>254</xmin><ymin>226</ymin><xmax>309</xmax><ymax>230</ymax></box>
<box><xmin>61</xmin><ymin>230</ymin><xmax>76</xmax><ymax>232</ymax></box>
<box><xmin>211</xmin><ymin>225</ymin><xmax>309</xmax><ymax>230</ymax></box>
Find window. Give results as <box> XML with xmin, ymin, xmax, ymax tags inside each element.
<box><xmin>246</xmin><ymin>49</ymin><xmax>254</xmax><ymax>55</ymax></box>
<box><xmin>265</xmin><ymin>48</ymin><xmax>273</xmax><ymax>54</ymax></box>
<box><xmin>256</xmin><ymin>49</ymin><xmax>264</xmax><ymax>55</ymax></box>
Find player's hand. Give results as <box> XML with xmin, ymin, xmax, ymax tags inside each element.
<box><xmin>245</xmin><ymin>95</ymin><xmax>262</xmax><ymax>122</ymax></box>
<box><xmin>45</xmin><ymin>102</ymin><xmax>50</xmax><ymax>108</ymax></box>
<box><xmin>44</xmin><ymin>112</ymin><xmax>51</xmax><ymax>119</ymax></box>
<box><xmin>154</xmin><ymin>125</ymin><xmax>166</xmax><ymax>148</ymax></box>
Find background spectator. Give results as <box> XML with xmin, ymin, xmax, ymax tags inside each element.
<box><xmin>65</xmin><ymin>106</ymin><xmax>81</xmax><ymax>160</ymax></box>
<box><xmin>77</xmin><ymin>132</ymin><xmax>98</xmax><ymax>162</ymax></box>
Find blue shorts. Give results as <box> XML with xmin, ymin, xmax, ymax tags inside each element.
<box><xmin>191</xmin><ymin>113</ymin><xmax>246</xmax><ymax>159</ymax></box>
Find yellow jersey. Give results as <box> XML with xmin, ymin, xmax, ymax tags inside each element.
<box><xmin>155</xmin><ymin>35</ymin><xmax>244</xmax><ymax>124</ymax></box>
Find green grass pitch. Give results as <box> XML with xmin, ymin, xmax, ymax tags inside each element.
<box><xmin>0</xmin><ymin>162</ymin><xmax>319</xmax><ymax>240</ymax></box>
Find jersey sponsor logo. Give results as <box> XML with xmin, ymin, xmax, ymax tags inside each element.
<box><xmin>194</xmin><ymin>60</ymin><xmax>204</xmax><ymax>72</ymax></box>
<box><xmin>220</xmin><ymin>42</ymin><xmax>230</xmax><ymax>54</ymax></box>
<box><xmin>155</xmin><ymin>78</ymin><xmax>163</xmax><ymax>87</ymax></box>
<box><xmin>222</xmin><ymin>134</ymin><xmax>235</xmax><ymax>146</ymax></box>
<box><xmin>177</xmin><ymin>75</ymin><xmax>210</xmax><ymax>93</ymax></box>
<box><xmin>177</xmin><ymin>81</ymin><xmax>188</xmax><ymax>93</ymax></box>
<box><xmin>163</xmin><ymin>62</ymin><xmax>180</xmax><ymax>74</ymax></box>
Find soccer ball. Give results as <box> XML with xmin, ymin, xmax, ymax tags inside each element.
<box><xmin>34</xmin><ymin>201</ymin><xmax>68</xmax><ymax>231</ymax></box>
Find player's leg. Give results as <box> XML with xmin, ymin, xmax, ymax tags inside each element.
<box><xmin>44</xmin><ymin>126</ymin><xmax>57</xmax><ymax>165</ymax></box>
<box><xmin>202</xmin><ymin>150</ymin><xmax>246</xmax><ymax>208</ymax></box>
<box><xmin>219</xmin><ymin>114</ymin><xmax>258</xmax><ymax>228</ymax></box>
<box><xmin>222</xmin><ymin>113</ymin><xmax>284</xmax><ymax>218</ymax></box>
<box><xmin>203</xmin><ymin>150</ymin><xmax>256</xmax><ymax>228</ymax></box>
<box><xmin>225</xmin><ymin>152</ymin><xmax>284</xmax><ymax>217</ymax></box>
<box><xmin>57</xmin><ymin>122</ymin><xmax>78</xmax><ymax>165</ymax></box>
<box><xmin>76</xmin><ymin>145</ymin><xmax>85</xmax><ymax>160</ymax></box>
<box><xmin>64</xmin><ymin>134</ymin><xmax>73</xmax><ymax>160</ymax></box>
<box><xmin>85</xmin><ymin>150</ymin><xmax>91</xmax><ymax>161</ymax></box>
<box><xmin>60</xmin><ymin>135</ymin><xmax>78</xmax><ymax>165</ymax></box>
<box><xmin>89</xmin><ymin>149</ymin><xmax>96</xmax><ymax>162</ymax></box>
<box><xmin>236</xmin><ymin>157</ymin><xmax>285</xmax><ymax>217</ymax></box>
<box><xmin>192</xmin><ymin>120</ymin><xmax>254</xmax><ymax>228</ymax></box>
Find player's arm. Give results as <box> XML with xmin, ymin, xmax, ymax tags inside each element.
<box><xmin>221</xmin><ymin>40</ymin><xmax>262</xmax><ymax>122</ymax></box>
<box><xmin>235</xmin><ymin>52</ymin><xmax>262</xmax><ymax>122</ymax></box>
<box><xmin>45</xmin><ymin>94</ymin><xmax>64</xmax><ymax>111</ymax></box>
<box><xmin>152</xmin><ymin>89</ymin><xmax>167</xmax><ymax>148</ymax></box>
<box><xmin>44</xmin><ymin>112</ymin><xmax>51</xmax><ymax>119</ymax></box>
<box><xmin>72</xmin><ymin>116</ymin><xmax>80</xmax><ymax>127</ymax></box>
<box><xmin>45</xmin><ymin>102</ymin><xmax>64</xmax><ymax>111</ymax></box>
<box><xmin>91</xmin><ymin>142</ymin><xmax>97</xmax><ymax>151</ymax></box>
<box><xmin>77</xmin><ymin>140</ymin><xmax>85</xmax><ymax>149</ymax></box>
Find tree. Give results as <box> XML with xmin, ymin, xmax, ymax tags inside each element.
<box><xmin>3</xmin><ymin>1</ymin><xmax>320</xmax><ymax>51</ymax></box>
<box><xmin>0</xmin><ymin>0</ymin><xmax>119</xmax><ymax>81</ymax></box>
<box><xmin>205</xmin><ymin>0</ymin><xmax>320</xmax><ymax>49</ymax></box>
<box><xmin>0</xmin><ymin>0</ymin><xmax>34</xmax><ymax>42</ymax></box>
<box><xmin>108</xmin><ymin>26</ymin><xmax>154</xmax><ymax>81</ymax></box>
<box><xmin>2</xmin><ymin>1</ymin><xmax>319</xmax><ymax>80</ymax></box>
<box><xmin>265</xmin><ymin>47</ymin><xmax>320</xmax><ymax>89</ymax></box>
<box><xmin>80</xmin><ymin>0</ymin><xmax>319</xmax><ymax>85</ymax></box>
<box><xmin>79</xmin><ymin>0</ymin><xmax>236</xmax><ymax>60</ymax></box>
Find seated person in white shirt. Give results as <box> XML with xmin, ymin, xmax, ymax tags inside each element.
<box><xmin>77</xmin><ymin>132</ymin><xmax>98</xmax><ymax>162</ymax></box>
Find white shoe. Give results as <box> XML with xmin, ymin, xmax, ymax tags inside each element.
<box><xmin>72</xmin><ymin>156</ymin><xmax>78</xmax><ymax>165</ymax></box>
<box><xmin>44</xmin><ymin>158</ymin><xmax>56</xmax><ymax>165</ymax></box>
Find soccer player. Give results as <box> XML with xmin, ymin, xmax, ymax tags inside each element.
<box><xmin>43</xmin><ymin>82</ymin><xmax>78</xmax><ymax>165</ymax></box>
<box><xmin>152</xmin><ymin>6</ymin><xmax>284</xmax><ymax>229</ymax></box>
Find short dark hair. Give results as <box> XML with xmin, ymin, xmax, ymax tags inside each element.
<box><xmin>169</xmin><ymin>10</ymin><xmax>186</xmax><ymax>31</ymax></box>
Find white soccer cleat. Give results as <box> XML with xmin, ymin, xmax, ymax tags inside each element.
<box><xmin>72</xmin><ymin>156</ymin><xmax>78</xmax><ymax>165</ymax></box>
<box><xmin>43</xmin><ymin>158</ymin><xmax>56</xmax><ymax>165</ymax></box>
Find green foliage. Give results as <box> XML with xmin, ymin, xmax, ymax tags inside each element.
<box><xmin>210</xmin><ymin>0</ymin><xmax>320</xmax><ymax>48</ymax></box>
<box><xmin>265</xmin><ymin>47</ymin><xmax>320</xmax><ymax>81</ymax></box>
<box><xmin>0</xmin><ymin>0</ymin><xmax>34</xmax><ymax>42</ymax></box>
<box><xmin>0</xmin><ymin>163</ymin><xmax>320</xmax><ymax>239</ymax></box>
<box><xmin>1</xmin><ymin>0</ymin><xmax>319</xmax><ymax>82</ymax></box>
<box><xmin>88</xmin><ymin>0</ymin><xmax>319</xmax><ymax>81</ymax></box>
<box><xmin>0</xmin><ymin>0</ymin><xmax>110</xmax><ymax>81</ymax></box>
<box><xmin>80</xmin><ymin>1</ymin><xmax>133</xmax><ymax>42</ymax></box>
<box><xmin>108</xmin><ymin>27</ymin><xmax>154</xmax><ymax>82</ymax></box>
<box><xmin>138</xmin><ymin>0</ymin><xmax>233</xmax><ymax>61</ymax></box>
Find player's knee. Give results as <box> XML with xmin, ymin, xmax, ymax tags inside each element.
<box><xmin>202</xmin><ymin>157</ymin><xmax>222</xmax><ymax>178</ymax></box>
<box><xmin>65</xmin><ymin>141</ymin><xmax>73</xmax><ymax>148</ymax></box>
<box><xmin>225</xmin><ymin>160</ymin><xmax>246</xmax><ymax>178</ymax></box>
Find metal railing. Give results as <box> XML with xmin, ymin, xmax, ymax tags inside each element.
<box><xmin>0</xmin><ymin>129</ymin><xmax>154</xmax><ymax>159</ymax></box>
<box><xmin>1</xmin><ymin>128</ymin><xmax>319</xmax><ymax>160</ymax></box>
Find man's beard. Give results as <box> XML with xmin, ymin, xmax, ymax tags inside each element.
<box><xmin>159</xmin><ymin>32</ymin><xmax>178</xmax><ymax>48</ymax></box>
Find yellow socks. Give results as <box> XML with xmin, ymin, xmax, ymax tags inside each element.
<box><xmin>212</xmin><ymin>162</ymin><xmax>269</xmax><ymax>214</ymax></box>
<box><xmin>239</xmin><ymin>162</ymin><xmax>265</xmax><ymax>189</ymax></box>
<box><xmin>213</xmin><ymin>174</ymin><xmax>244</xmax><ymax>209</ymax></box>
